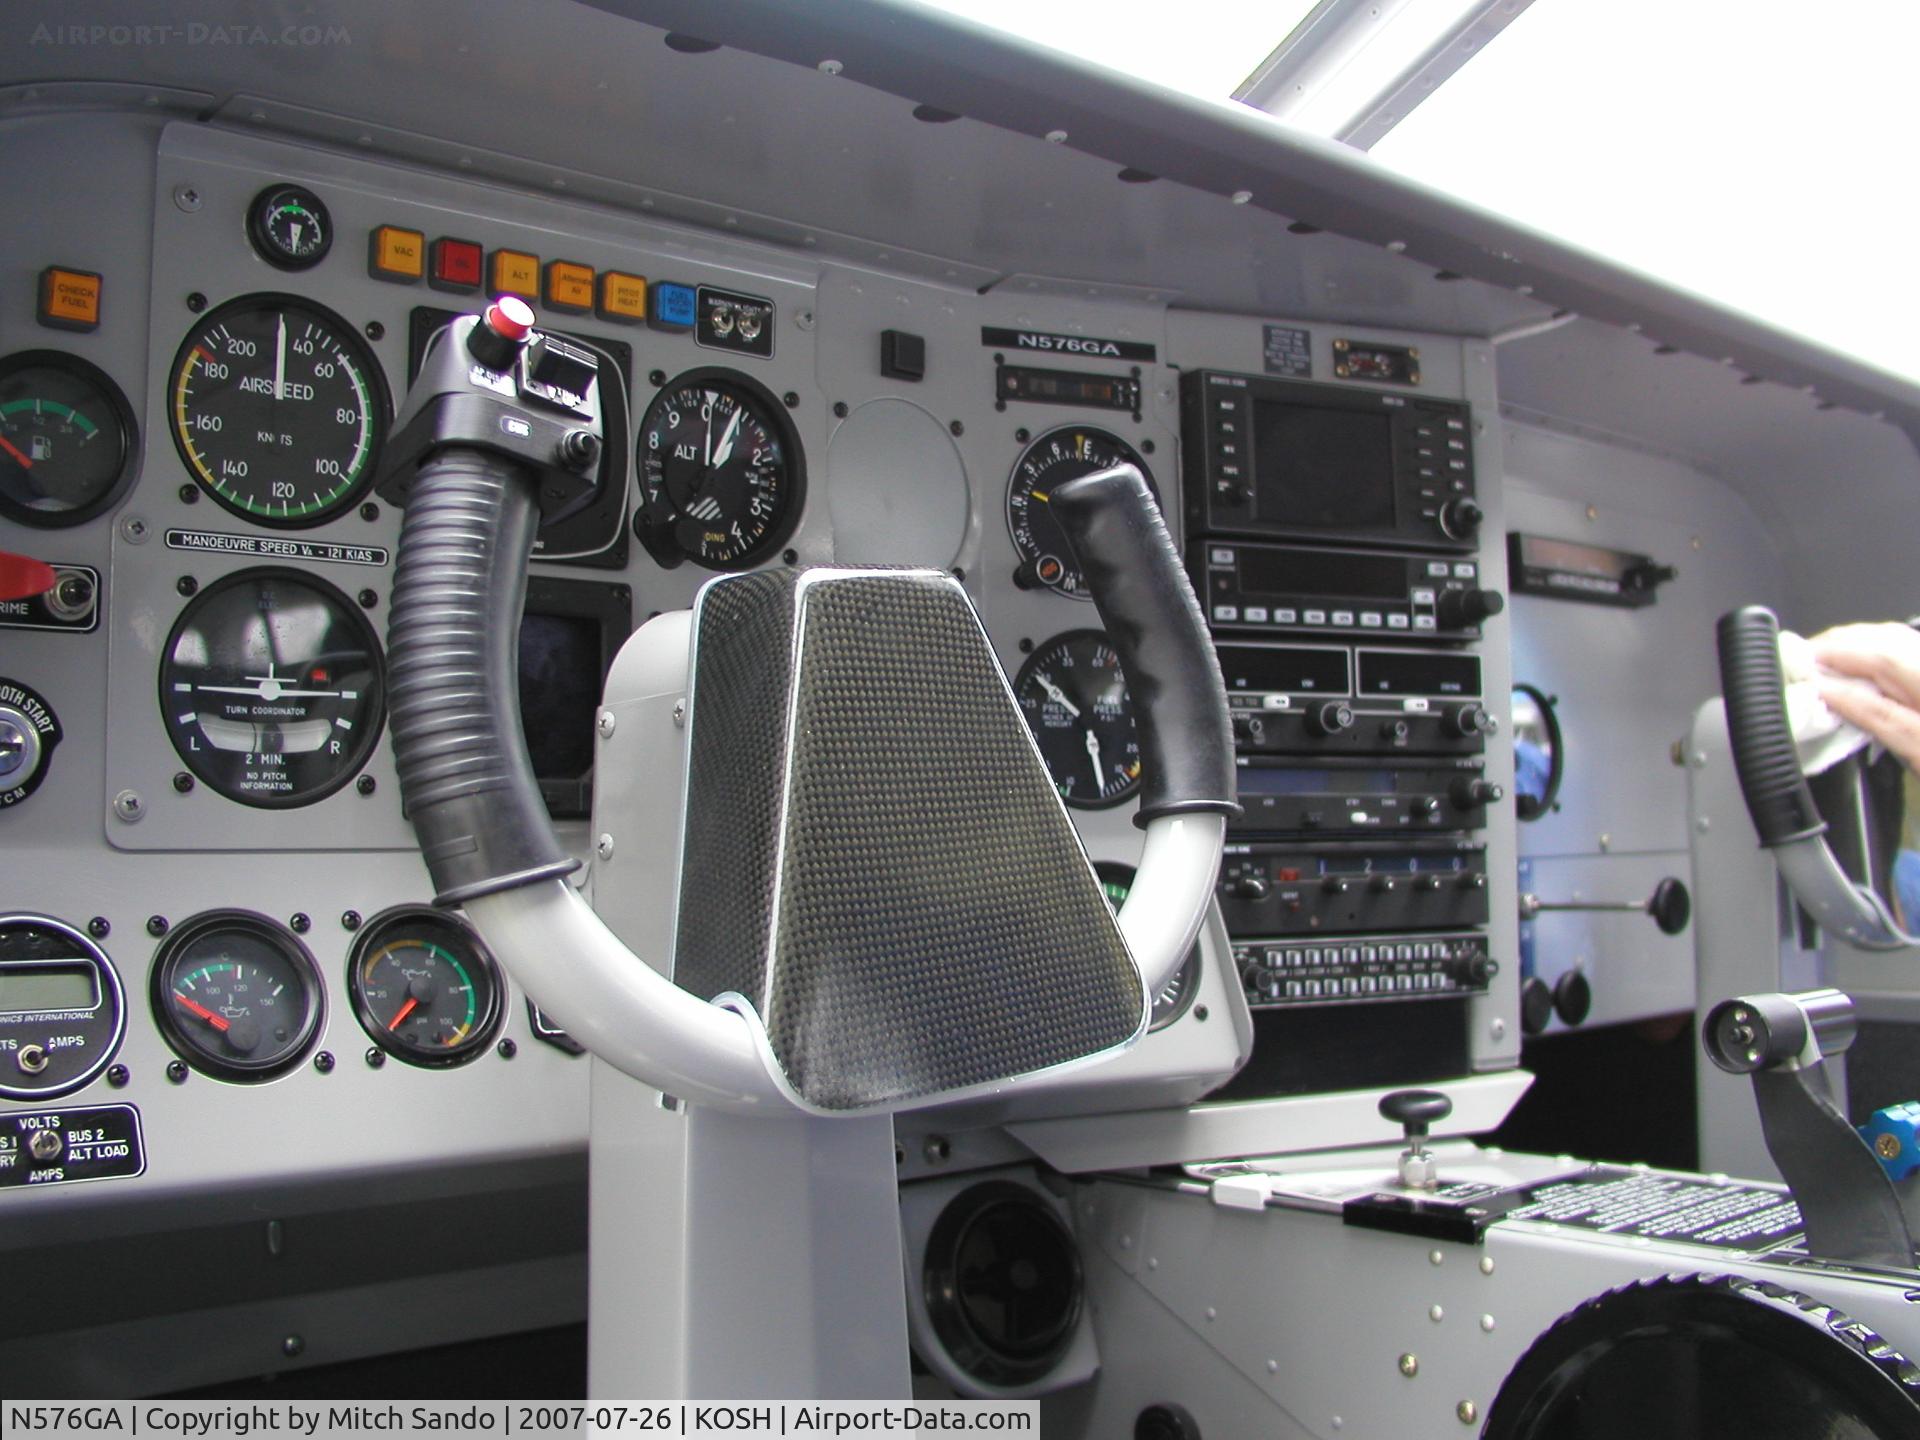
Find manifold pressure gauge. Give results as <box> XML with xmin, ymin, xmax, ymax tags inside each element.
<box><xmin>159</xmin><ymin>567</ymin><xmax>385</xmax><ymax>808</ymax></box>
<box><xmin>1012</xmin><ymin>630</ymin><xmax>1142</xmax><ymax>809</ymax></box>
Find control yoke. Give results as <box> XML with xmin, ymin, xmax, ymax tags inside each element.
<box><xmin>372</xmin><ymin>302</ymin><xmax>1230</xmax><ymax>1115</ymax></box>
<box><xmin>1716</xmin><ymin>606</ymin><xmax>1918</xmax><ymax>950</ymax></box>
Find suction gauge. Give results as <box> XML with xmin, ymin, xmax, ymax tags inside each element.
<box><xmin>348</xmin><ymin>907</ymin><xmax>504</xmax><ymax>1068</ymax></box>
<box><xmin>0</xmin><ymin>351</ymin><xmax>137</xmax><ymax>528</ymax></box>
<box><xmin>151</xmin><ymin>911</ymin><xmax>323</xmax><ymax>1082</ymax></box>
<box><xmin>1012</xmin><ymin>630</ymin><xmax>1142</xmax><ymax>809</ymax></box>
<box><xmin>159</xmin><ymin>567</ymin><xmax>385</xmax><ymax>808</ymax></box>
<box><xmin>246</xmin><ymin>185</ymin><xmax>333</xmax><ymax>271</ymax></box>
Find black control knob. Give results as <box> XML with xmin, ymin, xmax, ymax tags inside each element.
<box><xmin>1378</xmin><ymin>1088</ymin><xmax>1452</xmax><ymax>1138</ymax></box>
<box><xmin>1520</xmin><ymin>977</ymin><xmax>1554</xmax><ymax>1035</ymax></box>
<box><xmin>1440</xmin><ymin>496</ymin><xmax>1484</xmax><ymax>539</ymax></box>
<box><xmin>1229</xmin><ymin>875</ymin><xmax>1270</xmax><ymax>901</ymax></box>
<box><xmin>1553</xmin><ymin>968</ymin><xmax>1593</xmax><ymax>1027</ymax></box>
<box><xmin>1457</xmin><ymin>872</ymin><xmax>1488</xmax><ymax>892</ymax></box>
<box><xmin>1419</xmin><ymin>874</ymin><xmax>1446</xmax><ymax>893</ymax></box>
<box><xmin>1369</xmin><ymin>873</ymin><xmax>1396</xmax><ymax>894</ymax></box>
<box><xmin>1449</xmin><ymin>775</ymin><xmax>1502</xmax><ymax>811</ymax></box>
<box><xmin>466</xmin><ymin>296</ymin><xmax>535</xmax><ymax>372</ymax></box>
<box><xmin>1445</xmin><ymin>703</ymin><xmax>1489</xmax><ymax>739</ymax></box>
<box><xmin>1437</xmin><ymin>587</ymin><xmax>1505</xmax><ymax>630</ymax></box>
<box><xmin>1322</xmin><ymin>876</ymin><xmax>1351</xmax><ymax>896</ymax></box>
<box><xmin>1305</xmin><ymin>700</ymin><xmax>1353</xmax><ymax>738</ymax></box>
<box><xmin>1412</xmin><ymin>796</ymin><xmax>1441</xmax><ymax>820</ymax></box>
<box><xmin>1450</xmin><ymin>952</ymin><xmax>1497</xmax><ymax>986</ymax></box>
<box><xmin>1379</xmin><ymin>718</ymin><xmax>1411</xmax><ymax>743</ymax></box>
<box><xmin>1649</xmin><ymin>877</ymin><xmax>1692</xmax><ymax>936</ymax></box>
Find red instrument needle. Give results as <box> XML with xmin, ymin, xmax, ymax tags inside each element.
<box><xmin>388</xmin><ymin>996</ymin><xmax>419</xmax><ymax>1030</ymax></box>
<box><xmin>0</xmin><ymin>434</ymin><xmax>32</xmax><ymax>468</ymax></box>
<box><xmin>173</xmin><ymin>992</ymin><xmax>231</xmax><ymax>1032</ymax></box>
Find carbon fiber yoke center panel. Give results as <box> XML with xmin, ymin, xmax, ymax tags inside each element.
<box><xmin>671</xmin><ymin>568</ymin><xmax>1144</xmax><ymax>1110</ymax></box>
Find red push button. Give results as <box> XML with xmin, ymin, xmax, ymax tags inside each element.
<box><xmin>430</xmin><ymin>237</ymin><xmax>483</xmax><ymax>293</ymax></box>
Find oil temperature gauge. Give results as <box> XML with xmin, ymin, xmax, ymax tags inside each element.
<box><xmin>151</xmin><ymin>911</ymin><xmax>324</xmax><ymax>1082</ymax></box>
<box><xmin>348</xmin><ymin>907</ymin><xmax>504</xmax><ymax>1067</ymax></box>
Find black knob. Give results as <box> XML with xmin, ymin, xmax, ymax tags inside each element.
<box><xmin>1520</xmin><ymin>976</ymin><xmax>1554</xmax><ymax>1035</ymax></box>
<box><xmin>1451</xmin><ymin>952</ymin><xmax>1497</xmax><ymax>986</ymax></box>
<box><xmin>1437</xmin><ymin>587</ymin><xmax>1505</xmax><ymax>630</ymax></box>
<box><xmin>1231</xmin><ymin>713</ymin><xmax>1262</xmax><ymax>743</ymax></box>
<box><xmin>1649</xmin><ymin>877</ymin><xmax>1692</xmax><ymax>936</ymax></box>
<box><xmin>1230</xmin><ymin>875</ymin><xmax>1270</xmax><ymax>901</ymax></box>
<box><xmin>1369</xmin><ymin>873</ymin><xmax>1396</xmax><ymax>894</ymax></box>
<box><xmin>1412</xmin><ymin>796</ymin><xmax>1441</xmax><ymax>819</ymax></box>
<box><xmin>1322</xmin><ymin>876</ymin><xmax>1351</xmax><ymax>896</ymax></box>
<box><xmin>466</xmin><ymin>297</ymin><xmax>535</xmax><ymax>371</ymax></box>
<box><xmin>1446</xmin><ymin>703</ymin><xmax>1489</xmax><ymax>739</ymax></box>
<box><xmin>1449</xmin><ymin>775</ymin><xmax>1502</xmax><ymax>810</ymax></box>
<box><xmin>1306</xmin><ymin>700</ymin><xmax>1353</xmax><ymax>738</ymax></box>
<box><xmin>1379</xmin><ymin>718</ymin><xmax>1410</xmax><ymax>743</ymax></box>
<box><xmin>1553</xmin><ymin>969</ymin><xmax>1592</xmax><ymax>1027</ymax></box>
<box><xmin>1419</xmin><ymin>874</ymin><xmax>1445</xmax><ymax>893</ymax></box>
<box><xmin>1378</xmin><ymin>1088</ymin><xmax>1452</xmax><ymax>1138</ymax></box>
<box><xmin>1440</xmin><ymin>496</ymin><xmax>1484</xmax><ymax>539</ymax></box>
<box><xmin>1457</xmin><ymin>872</ymin><xmax>1488</xmax><ymax>892</ymax></box>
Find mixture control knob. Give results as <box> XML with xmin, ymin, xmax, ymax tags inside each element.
<box><xmin>1229</xmin><ymin>875</ymin><xmax>1271</xmax><ymax>901</ymax></box>
<box><xmin>1379</xmin><ymin>1088</ymin><xmax>1451</xmax><ymax>1190</ymax></box>
<box><xmin>1437</xmin><ymin>587</ymin><xmax>1505</xmax><ymax>630</ymax></box>
<box><xmin>1306</xmin><ymin>700</ymin><xmax>1353</xmax><ymax>738</ymax></box>
<box><xmin>1450</xmin><ymin>775</ymin><xmax>1502</xmax><ymax>810</ymax></box>
<box><xmin>1446</xmin><ymin>703</ymin><xmax>1490</xmax><ymax>739</ymax></box>
<box><xmin>1440</xmin><ymin>496</ymin><xmax>1484</xmax><ymax>539</ymax></box>
<box><xmin>467</xmin><ymin>296</ymin><xmax>536</xmax><ymax>372</ymax></box>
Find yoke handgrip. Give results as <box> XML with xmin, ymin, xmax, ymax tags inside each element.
<box><xmin>387</xmin><ymin>449</ymin><xmax>579</xmax><ymax>904</ymax></box>
<box><xmin>1715</xmin><ymin>605</ymin><xmax>1827</xmax><ymax>848</ymax></box>
<box><xmin>1051</xmin><ymin>464</ymin><xmax>1239</xmax><ymax>827</ymax></box>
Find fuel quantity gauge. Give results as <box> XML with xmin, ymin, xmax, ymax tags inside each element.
<box><xmin>0</xmin><ymin>351</ymin><xmax>137</xmax><ymax>528</ymax></box>
<box><xmin>348</xmin><ymin>908</ymin><xmax>504</xmax><ymax>1067</ymax></box>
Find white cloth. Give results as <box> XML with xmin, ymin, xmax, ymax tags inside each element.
<box><xmin>1779</xmin><ymin>629</ymin><xmax>1876</xmax><ymax>776</ymax></box>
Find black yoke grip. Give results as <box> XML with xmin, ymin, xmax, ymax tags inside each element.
<box><xmin>387</xmin><ymin>447</ymin><xmax>580</xmax><ymax>904</ymax></box>
<box><xmin>1050</xmin><ymin>464</ymin><xmax>1240</xmax><ymax>826</ymax></box>
<box><xmin>1716</xmin><ymin>605</ymin><xmax>1827</xmax><ymax>848</ymax></box>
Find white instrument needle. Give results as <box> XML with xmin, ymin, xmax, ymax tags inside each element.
<box><xmin>1038</xmin><ymin>674</ymin><xmax>1081</xmax><ymax>717</ymax></box>
<box><xmin>274</xmin><ymin>313</ymin><xmax>287</xmax><ymax>401</ymax></box>
<box><xmin>1085</xmin><ymin>727</ymin><xmax>1104</xmax><ymax>789</ymax></box>
<box><xmin>711</xmin><ymin>406</ymin><xmax>746</xmax><ymax>468</ymax></box>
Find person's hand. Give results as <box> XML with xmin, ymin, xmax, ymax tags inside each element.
<box><xmin>1810</xmin><ymin>622</ymin><xmax>1920</xmax><ymax>770</ymax></box>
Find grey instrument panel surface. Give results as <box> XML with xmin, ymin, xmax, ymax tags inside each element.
<box><xmin>0</xmin><ymin>113</ymin><xmax>1502</xmax><ymax>1217</ymax></box>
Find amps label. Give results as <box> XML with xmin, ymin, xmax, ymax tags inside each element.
<box><xmin>0</xmin><ymin>1104</ymin><xmax>143</xmax><ymax>1189</ymax></box>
